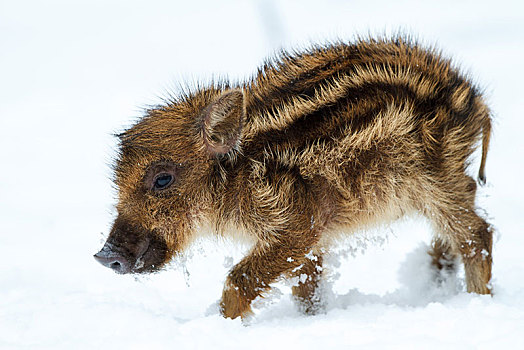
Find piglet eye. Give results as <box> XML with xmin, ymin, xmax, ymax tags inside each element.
<box><xmin>153</xmin><ymin>173</ymin><xmax>173</xmax><ymax>190</ymax></box>
<box><xmin>144</xmin><ymin>161</ymin><xmax>182</xmax><ymax>193</ymax></box>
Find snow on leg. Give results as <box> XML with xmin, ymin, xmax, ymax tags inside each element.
<box><xmin>290</xmin><ymin>249</ymin><xmax>324</xmax><ymax>314</ymax></box>
<box><xmin>429</xmin><ymin>236</ymin><xmax>457</xmax><ymax>275</ymax></box>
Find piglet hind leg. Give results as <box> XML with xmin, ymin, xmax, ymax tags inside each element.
<box><xmin>434</xmin><ymin>209</ymin><xmax>492</xmax><ymax>294</ymax></box>
<box><xmin>429</xmin><ymin>236</ymin><xmax>458</xmax><ymax>282</ymax></box>
<box><xmin>456</xmin><ymin>210</ymin><xmax>493</xmax><ymax>294</ymax></box>
<box><xmin>426</xmin><ymin>177</ymin><xmax>493</xmax><ymax>295</ymax></box>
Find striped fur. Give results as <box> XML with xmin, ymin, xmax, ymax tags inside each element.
<box><xmin>97</xmin><ymin>37</ymin><xmax>493</xmax><ymax>319</ymax></box>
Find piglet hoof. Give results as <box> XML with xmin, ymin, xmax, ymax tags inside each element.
<box><xmin>292</xmin><ymin>295</ymin><xmax>323</xmax><ymax>316</ymax></box>
<box><xmin>220</xmin><ymin>281</ymin><xmax>253</xmax><ymax>319</ymax></box>
<box><xmin>467</xmin><ymin>283</ymin><xmax>493</xmax><ymax>296</ymax></box>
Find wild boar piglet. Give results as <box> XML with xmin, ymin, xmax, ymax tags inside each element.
<box><xmin>95</xmin><ymin>37</ymin><xmax>493</xmax><ymax>319</ymax></box>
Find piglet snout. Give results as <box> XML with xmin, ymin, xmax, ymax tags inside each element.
<box><xmin>94</xmin><ymin>244</ymin><xmax>131</xmax><ymax>274</ymax></box>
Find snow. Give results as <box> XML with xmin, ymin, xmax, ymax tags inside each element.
<box><xmin>1</xmin><ymin>0</ymin><xmax>524</xmax><ymax>348</ymax></box>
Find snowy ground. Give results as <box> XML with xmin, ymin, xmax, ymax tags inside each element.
<box><xmin>1</xmin><ymin>0</ymin><xmax>524</xmax><ymax>348</ymax></box>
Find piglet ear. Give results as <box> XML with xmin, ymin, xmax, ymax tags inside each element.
<box><xmin>200</xmin><ymin>89</ymin><xmax>245</xmax><ymax>155</ymax></box>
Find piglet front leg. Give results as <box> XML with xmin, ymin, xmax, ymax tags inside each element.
<box><xmin>220</xmin><ymin>230</ymin><xmax>320</xmax><ymax>319</ymax></box>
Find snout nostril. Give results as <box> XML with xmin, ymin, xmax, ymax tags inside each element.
<box><xmin>94</xmin><ymin>251</ymin><xmax>131</xmax><ymax>274</ymax></box>
<box><xmin>110</xmin><ymin>261</ymin><xmax>121</xmax><ymax>269</ymax></box>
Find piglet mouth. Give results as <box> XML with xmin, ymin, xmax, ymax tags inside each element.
<box><xmin>132</xmin><ymin>238</ymin><xmax>152</xmax><ymax>271</ymax></box>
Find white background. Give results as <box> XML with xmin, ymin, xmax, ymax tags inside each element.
<box><xmin>1</xmin><ymin>0</ymin><xmax>523</xmax><ymax>348</ymax></box>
